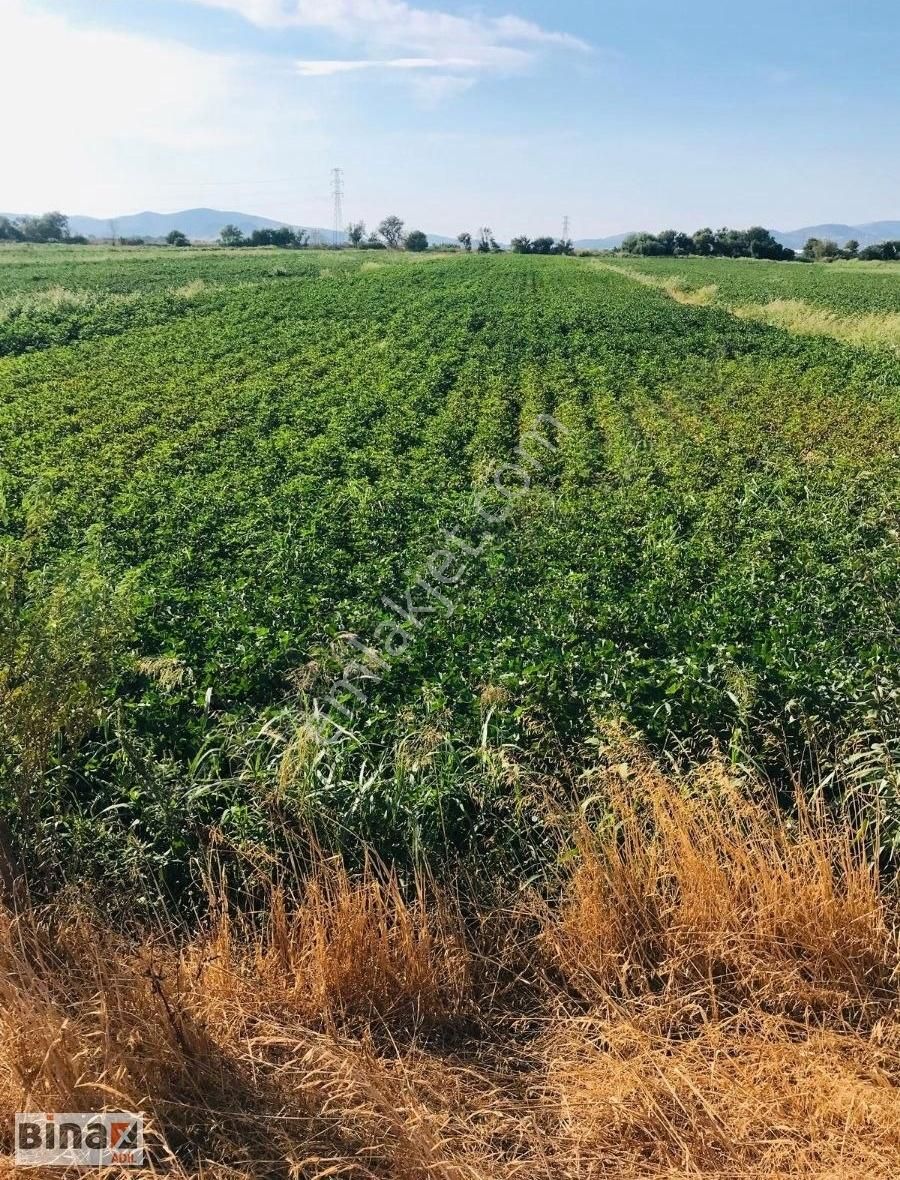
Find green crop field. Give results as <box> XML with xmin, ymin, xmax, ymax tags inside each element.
<box><xmin>608</xmin><ymin>254</ymin><xmax>900</xmax><ymax>314</ymax></box>
<box><xmin>1</xmin><ymin>245</ymin><xmax>898</xmax><ymax>894</ymax></box>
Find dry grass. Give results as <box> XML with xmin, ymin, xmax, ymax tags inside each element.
<box><xmin>598</xmin><ymin>262</ymin><xmax>900</xmax><ymax>352</ymax></box>
<box><xmin>1</xmin><ymin>748</ymin><xmax>899</xmax><ymax>1178</ymax></box>
<box><xmin>0</xmin><ymin>280</ymin><xmax>209</xmax><ymax>325</ymax></box>
<box><xmin>592</xmin><ymin>262</ymin><xmax>719</xmax><ymax>306</ymax></box>
<box><xmin>734</xmin><ymin>298</ymin><xmax>900</xmax><ymax>353</ymax></box>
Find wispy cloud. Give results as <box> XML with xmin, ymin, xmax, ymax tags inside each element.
<box><xmin>295</xmin><ymin>56</ymin><xmax>485</xmax><ymax>77</ymax></box>
<box><xmin>189</xmin><ymin>0</ymin><xmax>588</xmax><ymax>89</ymax></box>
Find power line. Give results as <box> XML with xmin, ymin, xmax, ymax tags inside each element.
<box><xmin>331</xmin><ymin>167</ymin><xmax>344</xmax><ymax>247</ymax></box>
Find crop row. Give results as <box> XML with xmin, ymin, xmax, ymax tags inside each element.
<box><xmin>0</xmin><ymin>253</ymin><xmax>898</xmax><ymax>889</ymax></box>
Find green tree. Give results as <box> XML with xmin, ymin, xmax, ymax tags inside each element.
<box><xmin>347</xmin><ymin>221</ymin><xmax>366</xmax><ymax>247</ymax></box>
<box><xmin>692</xmin><ymin>227</ymin><xmax>715</xmax><ymax>256</ymax></box>
<box><xmin>405</xmin><ymin>229</ymin><xmax>429</xmax><ymax>252</ymax></box>
<box><xmin>457</xmin><ymin>231</ymin><xmax>472</xmax><ymax>252</ymax></box>
<box><xmin>844</xmin><ymin>239</ymin><xmax>860</xmax><ymax>257</ymax></box>
<box><xmin>747</xmin><ymin>226</ymin><xmax>792</xmax><ymax>260</ymax></box>
<box><xmin>17</xmin><ymin>211</ymin><xmax>69</xmax><ymax>242</ymax></box>
<box><xmin>0</xmin><ymin>217</ymin><xmax>23</xmax><ymax>242</ymax></box>
<box><xmin>378</xmin><ymin>215</ymin><xmax>405</xmax><ymax>249</ymax></box>
<box><xmin>166</xmin><ymin>229</ymin><xmax>190</xmax><ymax>247</ymax></box>
<box><xmin>622</xmin><ymin>232</ymin><xmax>665</xmax><ymax>256</ymax></box>
<box><xmin>673</xmin><ymin>232</ymin><xmax>695</xmax><ymax>255</ymax></box>
<box><xmin>510</xmin><ymin>235</ymin><xmax>532</xmax><ymax>253</ymax></box>
<box><xmin>803</xmin><ymin>237</ymin><xmax>840</xmax><ymax>261</ymax></box>
<box><xmin>219</xmin><ymin>224</ymin><xmax>246</xmax><ymax>247</ymax></box>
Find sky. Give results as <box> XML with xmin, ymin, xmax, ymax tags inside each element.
<box><xmin>3</xmin><ymin>0</ymin><xmax>899</xmax><ymax>239</ymax></box>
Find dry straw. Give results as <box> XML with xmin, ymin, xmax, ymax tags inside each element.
<box><xmin>0</xmin><ymin>744</ymin><xmax>898</xmax><ymax>1177</ymax></box>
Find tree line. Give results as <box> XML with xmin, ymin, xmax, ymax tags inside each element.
<box><xmin>218</xmin><ymin>225</ymin><xmax>308</xmax><ymax>248</ymax></box>
<box><xmin>0</xmin><ymin>211</ymin><xmax>88</xmax><ymax>244</ymax></box>
<box><xmin>618</xmin><ymin>225</ymin><xmax>900</xmax><ymax>264</ymax></box>
<box><xmin>801</xmin><ymin>236</ymin><xmax>900</xmax><ymax>262</ymax></box>
<box><xmin>509</xmin><ymin>236</ymin><xmax>574</xmax><ymax>255</ymax></box>
<box><xmin>620</xmin><ymin>226</ymin><xmax>795</xmax><ymax>260</ymax></box>
<box><xmin>7</xmin><ymin>210</ymin><xmax>900</xmax><ymax>264</ymax></box>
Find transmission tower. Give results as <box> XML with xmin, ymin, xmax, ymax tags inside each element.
<box><xmin>562</xmin><ymin>214</ymin><xmax>571</xmax><ymax>242</ymax></box>
<box><xmin>331</xmin><ymin>167</ymin><xmax>344</xmax><ymax>247</ymax></box>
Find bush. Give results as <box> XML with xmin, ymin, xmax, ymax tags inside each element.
<box><xmin>405</xmin><ymin>230</ymin><xmax>429</xmax><ymax>253</ymax></box>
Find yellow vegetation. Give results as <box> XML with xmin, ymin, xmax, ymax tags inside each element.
<box><xmin>1</xmin><ymin>748</ymin><xmax>898</xmax><ymax>1178</ymax></box>
<box><xmin>598</xmin><ymin>261</ymin><xmax>900</xmax><ymax>352</ymax></box>
<box><xmin>592</xmin><ymin>262</ymin><xmax>719</xmax><ymax>306</ymax></box>
<box><xmin>734</xmin><ymin>297</ymin><xmax>900</xmax><ymax>353</ymax></box>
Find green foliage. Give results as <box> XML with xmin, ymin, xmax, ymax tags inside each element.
<box><xmin>611</xmin><ymin>254</ymin><xmax>900</xmax><ymax>314</ymax></box>
<box><xmin>378</xmin><ymin>215</ymin><xmax>405</xmax><ymax>249</ymax></box>
<box><xmin>4</xmin><ymin>212</ymin><xmax>70</xmax><ymax>243</ymax></box>
<box><xmin>803</xmin><ymin>237</ymin><xmax>842</xmax><ymax>262</ymax></box>
<box><xmin>246</xmin><ymin>226</ymin><xmax>309</xmax><ymax>248</ymax></box>
<box><xmin>512</xmin><ymin>236</ymin><xmax>572</xmax><ymax>255</ymax></box>
<box><xmin>859</xmin><ymin>241</ymin><xmax>900</xmax><ymax>262</ymax></box>
<box><xmin>218</xmin><ymin>224</ymin><xmax>246</xmax><ymax>247</ymax></box>
<box><xmin>347</xmin><ymin>221</ymin><xmax>366</xmax><ymax>247</ymax></box>
<box><xmin>0</xmin><ymin>246</ymin><xmax>897</xmax><ymax>896</ymax></box>
<box><xmin>622</xmin><ymin>226</ymin><xmax>794</xmax><ymax>261</ymax></box>
<box><xmin>477</xmin><ymin>227</ymin><xmax>501</xmax><ymax>253</ymax></box>
<box><xmin>405</xmin><ymin>230</ymin><xmax>429</xmax><ymax>252</ymax></box>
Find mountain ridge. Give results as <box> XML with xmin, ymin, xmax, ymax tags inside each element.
<box><xmin>5</xmin><ymin>209</ymin><xmax>900</xmax><ymax>251</ymax></box>
<box><xmin>2</xmin><ymin>208</ymin><xmax>457</xmax><ymax>246</ymax></box>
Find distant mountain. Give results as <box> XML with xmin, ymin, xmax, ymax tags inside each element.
<box><xmin>574</xmin><ymin>233</ymin><xmax>633</xmax><ymax>251</ymax></box>
<box><xmin>7</xmin><ymin>208</ymin><xmax>900</xmax><ymax>251</ymax></box>
<box><xmin>65</xmin><ymin>208</ymin><xmax>323</xmax><ymax>242</ymax></box>
<box><xmin>3</xmin><ymin>208</ymin><xmax>459</xmax><ymax>246</ymax></box>
<box><xmin>772</xmin><ymin>221</ymin><xmax>900</xmax><ymax>251</ymax></box>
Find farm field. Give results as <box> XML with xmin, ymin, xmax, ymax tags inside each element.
<box><xmin>1</xmin><ymin>244</ymin><xmax>900</xmax><ymax>1177</ymax></box>
<box><xmin>1</xmin><ymin>245</ymin><xmax>898</xmax><ymax>886</ymax></box>
<box><xmin>608</xmin><ymin>254</ymin><xmax>900</xmax><ymax>314</ymax></box>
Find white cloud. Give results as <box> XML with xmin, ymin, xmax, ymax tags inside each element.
<box><xmin>295</xmin><ymin>56</ymin><xmax>485</xmax><ymax>76</ymax></box>
<box><xmin>190</xmin><ymin>0</ymin><xmax>588</xmax><ymax>77</ymax></box>
<box><xmin>0</xmin><ymin>0</ymin><xmax>319</xmax><ymax>215</ymax></box>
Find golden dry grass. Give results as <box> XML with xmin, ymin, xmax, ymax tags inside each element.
<box><xmin>597</xmin><ymin>261</ymin><xmax>900</xmax><ymax>353</ymax></box>
<box><xmin>734</xmin><ymin>298</ymin><xmax>900</xmax><ymax>353</ymax></box>
<box><xmin>592</xmin><ymin>262</ymin><xmax>719</xmax><ymax>306</ymax></box>
<box><xmin>0</xmin><ymin>748</ymin><xmax>898</xmax><ymax>1178</ymax></box>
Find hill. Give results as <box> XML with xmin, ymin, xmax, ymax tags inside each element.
<box><xmin>772</xmin><ymin>221</ymin><xmax>900</xmax><ymax>250</ymax></box>
<box><xmin>574</xmin><ymin>233</ymin><xmax>633</xmax><ymax>250</ymax></box>
<box><xmin>69</xmin><ymin>208</ymin><xmax>324</xmax><ymax>242</ymax></box>
<box><xmin>6</xmin><ymin>209</ymin><xmax>899</xmax><ymax>251</ymax></box>
<box><xmin>3</xmin><ymin>208</ymin><xmax>459</xmax><ymax>246</ymax></box>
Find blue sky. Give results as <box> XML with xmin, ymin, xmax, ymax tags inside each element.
<box><xmin>4</xmin><ymin>0</ymin><xmax>899</xmax><ymax>238</ymax></box>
